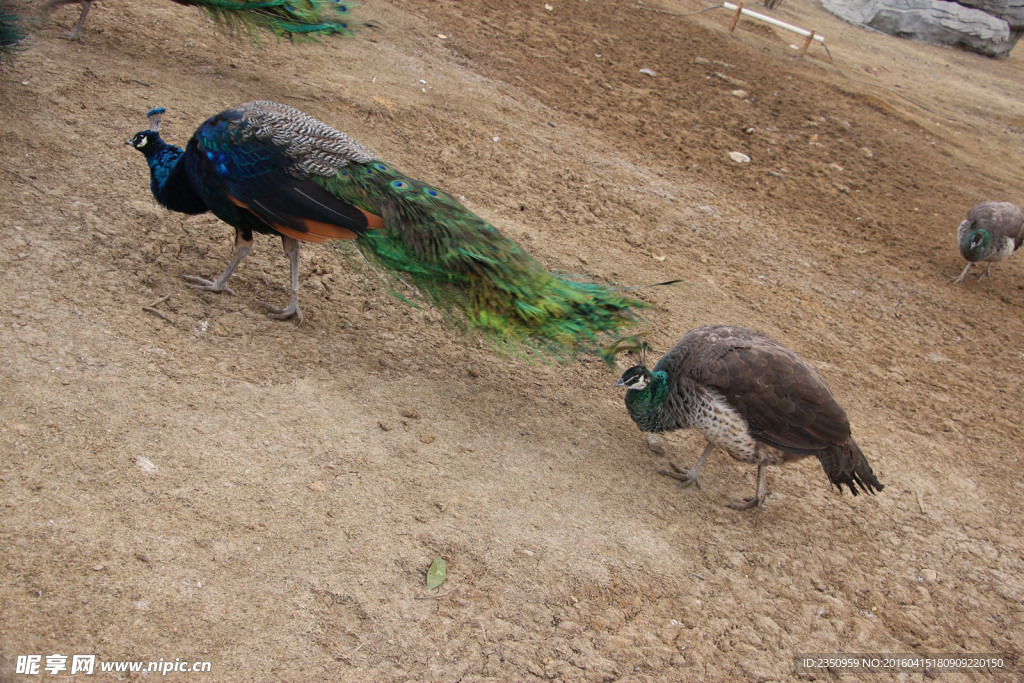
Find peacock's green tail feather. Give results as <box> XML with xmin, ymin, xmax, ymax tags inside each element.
<box><xmin>184</xmin><ymin>0</ymin><xmax>371</xmax><ymax>40</ymax></box>
<box><xmin>316</xmin><ymin>161</ymin><xmax>649</xmax><ymax>360</ymax></box>
<box><xmin>0</xmin><ymin>1</ymin><xmax>26</xmax><ymax>61</ymax></box>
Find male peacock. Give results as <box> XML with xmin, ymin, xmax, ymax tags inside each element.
<box><xmin>46</xmin><ymin>0</ymin><xmax>367</xmax><ymax>40</ymax></box>
<box><xmin>127</xmin><ymin>101</ymin><xmax>647</xmax><ymax>358</ymax></box>
<box><xmin>953</xmin><ymin>201</ymin><xmax>1024</xmax><ymax>284</ymax></box>
<box><xmin>614</xmin><ymin>325</ymin><xmax>882</xmax><ymax>521</ymax></box>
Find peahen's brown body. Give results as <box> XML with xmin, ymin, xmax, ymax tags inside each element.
<box><xmin>615</xmin><ymin>325</ymin><xmax>883</xmax><ymax>521</ymax></box>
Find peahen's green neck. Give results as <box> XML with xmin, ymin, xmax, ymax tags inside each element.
<box><xmin>624</xmin><ymin>370</ymin><xmax>670</xmax><ymax>433</ymax></box>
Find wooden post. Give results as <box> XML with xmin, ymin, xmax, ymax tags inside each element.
<box><xmin>729</xmin><ymin>2</ymin><xmax>745</xmax><ymax>32</ymax></box>
<box><xmin>798</xmin><ymin>30</ymin><xmax>816</xmax><ymax>56</ymax></box>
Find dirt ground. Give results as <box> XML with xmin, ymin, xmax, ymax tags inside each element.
<box><xmin>2</xmin><ymin>0</ymin><xmax>1022</xmax><ymax>679</ymax></box>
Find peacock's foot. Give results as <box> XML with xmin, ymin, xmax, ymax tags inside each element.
<box><xmin>657</xmin><ymin>462</ymin><xmax>702</xmax><ymax>489</ymax></box>
<box><xmin>183</xmin><ymin>275</ymin><xmax>235</xmax><ymax>296</ymax></box>
<box><xmin>264</xmin><ymin>300</ymin><xmax>303</xmax><ymax>322</ymax></box>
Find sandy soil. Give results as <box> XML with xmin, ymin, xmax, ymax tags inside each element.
<box><xmin>2</xmin><ymin>0</ymin><xmax>1023</xmax><ymax>679</ymax></box>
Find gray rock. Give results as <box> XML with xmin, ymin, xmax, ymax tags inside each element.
<box><xmin>822</xmin><ymin>0</ymin><xmax>1021</xmax><ymax>56</ymax></box>
<box><xmin>957</xmin><ymin>0</ymin><xmax>1024</xmax><ymax>28</ymax></box>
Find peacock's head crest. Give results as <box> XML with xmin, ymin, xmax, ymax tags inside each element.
<box><xmin>608</xmin><ymin>335</ymin><xmax>653</xmax><ymax>389</ymax></box>
<box><xmin>600</xmin><ymin>333</ymin><xmax>649</xmax><ymax>368</ymax></box>
<box><xmin>963</xmin><ymin>228</ymin><xmax>990</xmax><ymax>261</ymax></box>
<box><xmin>614</xmin><ymin>365</ymin><xmax>653</xmax><ymax>391</ymax></box>
<box><xmin>145</xmin><ymin>107</ymin><xmax>166</xmax><ymax>131</ymax></box>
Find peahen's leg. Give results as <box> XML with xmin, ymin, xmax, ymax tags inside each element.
<box><xmin>45</xmin><ymin>0</ymin><xmax>94</xmax><ymax>40</ymax></box>
<box><xmin>182</xmin><ymin>237</ymin><xmax>252</xmax><ymax>296</ymax></box>
<box><xmin>951</xmin><ymin>262</ymin><xmax>972</xmax><ymax>284</ymax></box>
<box><xmin>726</xmin><ymin>458</ymin><xmax>769</xmax><ymax>524</ymax></box>
<box><xmin>658</xmin><ymin>441</ymin><xmax>715</xmax><ymax>489</ymax></box>
<box><xmin>44</xmin><ymin>0</ymin><xmax>89</xmax><ymax>39</ymax></box>
<box><xmin>265</xmin><ymin>235</ymin><xmax>303</xmax><ymax>321</ymax></box>
<box><xmin>67</xmin><ymin>0</ymin><xmax>92</xmax><ymax>39</ymax></box>
<box><xmin>976</xmin><ymin>262</ymin><xmax>993</xmax><ymax>280</ymax></box>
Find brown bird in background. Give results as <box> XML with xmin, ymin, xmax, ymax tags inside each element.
<box><xmin>953</xmin><ymin>201</ymin><xmax>1024</xmax><ymax>284</ymax></box>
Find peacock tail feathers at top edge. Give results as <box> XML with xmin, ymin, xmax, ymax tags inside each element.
<box><xmin>174</xmin><ymin>0</ymin><xmax>372</xmax><ymax>40</ymax></box>
<box><xmin>0</xmin><ymin>0</ymin><xmax>27</xmax><ymax>60</ymax></box>
<box><xmin>315</xmin><ymin>162</ymin><xmax>650</xmax><ymax>360</ymax></box>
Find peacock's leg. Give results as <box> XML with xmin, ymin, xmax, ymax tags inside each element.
<box><xmin>726</xmin><ymin>457</ymin><xmax>769</xmax><ymax>523</ymax></box>
<box><xmin>951</xmin><ymin>262</ymin><xmax>972</xmax><ymax>284</ymax></box>
<box><xmin>265</xmin><ymin>236</ymin><xmax>303</xmax><ymax>322</ymax></box>
<box><xmin>182</xmin><ymin>237</ymin><xmax>252</xmax><ymax>297</ymax></box>
<box><xmin>658</xmin><ymin>441</ymin><xmax>715</xmax><ymax>489</ymax></box>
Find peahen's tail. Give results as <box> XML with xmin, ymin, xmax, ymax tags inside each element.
<box><xmin>319</xmin><ymin>161</ymin><xmax>648</xmax><ymax>359</ymax></box>
<box><xmin>174</xmin><ymin>0</ymin><xmax>371</xmax><ymax>39</ymax></box>
<box><xmin>818</xmin><ymin>437</ymin><xmax>884</xmax><ymax>496</ymax></box>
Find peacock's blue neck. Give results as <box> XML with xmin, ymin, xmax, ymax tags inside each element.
<box><xmin>624</xmin><ymin>370</ymin><xmax>670</xmax><ymax>433</ymax></box>
<box><xmin>143</xmin><ymin>137</ymin><xmax>208</xmax><ymax>215</ymax></box>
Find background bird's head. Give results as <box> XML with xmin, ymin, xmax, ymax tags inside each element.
<box><xmin>960</xmin><ymin>225</ymin><xmax>991</xmax><ymax>261</ymax></box>
<box><xmin>614</xmin><ymin>365</ymin><xmax>653</xmax><ymax>391</ymax></box>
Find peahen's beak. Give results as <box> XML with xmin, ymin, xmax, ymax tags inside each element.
<box><xmin>613</xmin><ymin>378</ymin><xmax>627</xmax><ymax>388</ymax></box>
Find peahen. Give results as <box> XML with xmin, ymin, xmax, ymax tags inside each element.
<box><xmin>46</xmin><ymin>0</ymin><xmax>368</xmax><ymax>40</ymax></box>
<box><xmin>953</xmin><ymin>201</ymin><xmax>1024</xmax><ymax>284</ymax></box>
<box><xmin>127</xmin><ymin>101</ymin><xmax>647</xmax><ymax>358</ymax></box>
<box><xmin>614</xmin><ymin>325</ymin><xmax>882</xmax><ymax>521</ymax></box>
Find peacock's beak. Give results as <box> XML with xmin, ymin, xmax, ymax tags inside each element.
<box><xmin>124</xmin><ymin>138</ymin><xmax>133</xmax><ymax>145</ymax></box>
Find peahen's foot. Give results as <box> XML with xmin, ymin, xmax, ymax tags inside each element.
<box><xmin>657</xmin><ymin>461</ymin><xmax>702</xmax><ymax>489</ymax></box>
<box><xmin>725</xmin><ymin>495</ymin><xmax>765</xmax><ymax>511</ymax></box>
<box><xmin>726</xmin><ymin>492</ymin><xmax>769</xmax><ymax>524</ymax></box>
<box><xmin>727</xmin><ymin>459</ymin><xmax>770</xmax><ymax>524</ymax></box>
<box><xmin>264</xmin><ymin>299</ymin><xmax>303</xmax><ymax>322</ymax></box>
<box><xmin>183</xmin><ymin>275</ymin><xmax>236</xmax><ymax>296</ymax></box>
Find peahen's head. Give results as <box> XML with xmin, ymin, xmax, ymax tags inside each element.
<box><xmin>960</xmin><ymin>227</ymin><xmax>991</xmax><ymax>262</ymax></box>
<box><xmin>125</xmin><ymin>107</ymin><xmax>168</xmax><ymax>158</ymax></box>
<box><xmin>614</xmin><ymin>365</ymin><xmax>653</xmax><ymax>391</ymax></box>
